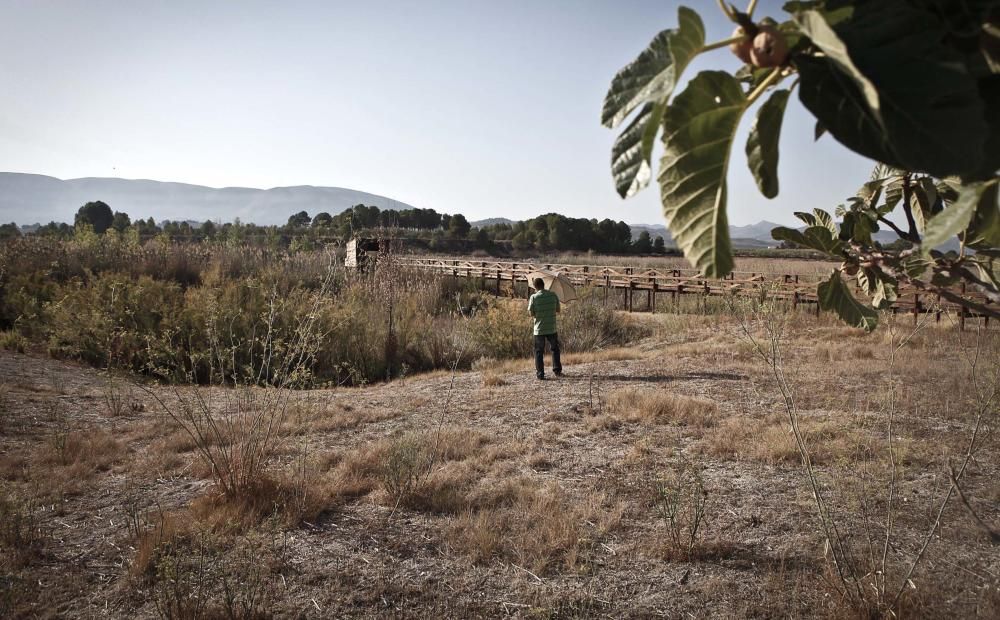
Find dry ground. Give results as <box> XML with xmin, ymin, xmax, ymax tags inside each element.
<box><xmin>1</xmin><ymin>311</ymin><xmax>998</xmax><ymax>618</ymax></box>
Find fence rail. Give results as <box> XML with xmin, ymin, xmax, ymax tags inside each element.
<box><xmin>399</xmin><ymin>256</ymin><xmax>995</xmax><ymax>328</ymax></box>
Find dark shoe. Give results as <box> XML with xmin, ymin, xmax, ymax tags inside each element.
<box><xmin>537</xmin><ymin>374</ymin><xmax>546</xmax><ymax>380</ymax></box>
<box><xmin>554</xmin><ymin>370</ymin><xmax>563</xmax><ymax>377</ymax></box>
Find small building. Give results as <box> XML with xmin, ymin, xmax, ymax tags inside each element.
<box><xmin>344</xmin><ymin>237</ymin><xmax>382</xmax><ymax>270</ymax></box>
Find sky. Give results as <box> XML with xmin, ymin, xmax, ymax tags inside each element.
<box><xmin>0</xmin><ymin>0</ymin><xmax>877</xmax><ymax>227</ymax></box>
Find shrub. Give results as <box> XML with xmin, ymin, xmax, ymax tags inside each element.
<box><xmin>0</xmin><ymin>330</ymin><xmax>26</xmax><ymax>354</ymax></box>
<box><xmin>0</xmin><ymin>489</ymin><xmax>43</xmax><ymax>570</ymax></box>
<box><xmin>650</xmin><ymin>461</ymin><xmax>709</xmax><ymax>560</ymax></box>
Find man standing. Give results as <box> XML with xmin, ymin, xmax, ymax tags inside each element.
<box><xmin>528</xmin><ymin>277</ymin><xmax>562</xmax><ymax>380</ymax></box>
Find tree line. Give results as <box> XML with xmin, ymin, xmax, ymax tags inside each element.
<box><xmin>2</xmin><ymin>200</ymin><xmax>670</xmax><ymax>255</ymax></box>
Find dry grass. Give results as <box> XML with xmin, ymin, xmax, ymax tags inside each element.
<box><xmin>605</xmin><ymin>388</ymin><xmax>718</xmax><ymax>428</ymax></box>
<box><xmin>324</xmin><ymin>427</ymin><xmax>490</xmax><ymax>509</ymax></box>
<box><xmin>697</xmin><ymin>412</ymin><xmax>865</xmax><ymax>465</ymax></box>
<box><xmin>481</xmin><ymin>371</ymin><xmax>507</xmax><ymax>387</ymax></box>
<box><xmin>585</xmin><ymin>414</ymin><xmax>622</xmax><ymax>433</ymax></box>
<box><xmin>0</xmin><ymin>489</ymin><xmax>43</xmax><ymax>571</ymax></box>
<box><xmin>280</xmin><ymin>400</ymin><xmax>398</xmax><ymax>435</ymax></box>
<box><xmin>1</xmin><ymin>295</ymin><xmax>998</xmax><ymax>617</ymax></box>
<box><xmin>26</xmin><ymin>428</ymin><xmax>126</xmax><ymax>496</ymax></box>
<box><xmin>448</xmin><ymin>481</ymin><xmax>622</xmax><ymax>574</ymax></box>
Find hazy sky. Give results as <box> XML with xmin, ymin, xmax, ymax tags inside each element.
<box><xmin>0</xmin><ymin>0</ymin><xmax>875</xmax><ymax>226</ymax></box>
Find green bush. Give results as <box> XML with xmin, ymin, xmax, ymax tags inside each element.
<box><xmin>1</xmin><ymin>240</ymin><xmax>646</xmax><ymax>384</ymax></box>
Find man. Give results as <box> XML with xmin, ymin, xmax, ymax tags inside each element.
<box><xmin>528</xmin><ymin>277</ymin><xmax>562</xmax><ymax>380</ymax></box>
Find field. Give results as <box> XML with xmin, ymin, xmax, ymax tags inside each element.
<box><xmin>1</xmin><ymin>238</ymin><xmax>999</xmax><ymax>618</ymax></box>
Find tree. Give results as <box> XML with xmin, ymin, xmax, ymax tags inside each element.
<box><xmin>200</xmin><ymin>220</ymin><xmax>217</xmax><ymax>239</ymax></box>
<box><xmin>75</xmin><ymin>201</ymin><xmax>114</xmax><ymax>233</ymax></box>
<box><xmin>474</xmin><ymin>228</ymin><xmax>493</xmax><ymax>249</ymax></box>
<box><xmin>111</xmin><ymin>211</ymin><xmax>131</xmax><ymax>233</ymax></box>
<box><xmin>448</xmin><ymin>213</ymin><xmax>471</xmax><ymax>239</ymax></box>
<box><xmin>0</xmin><ymin>222</ymin><xmax>20</xmax><ymax>240</ymax></box>
<box><xmin>311</xmin><ymin>212</ymin><xmax>333</xmax><ymax>228</ymax></box>
<box><xmin>633</xmin><ymin>230</ymin><xmax>653</xmax><ymax>254</ymax></box>
<box><xmin>603</xmin><ymin>0</ymin><xmax>999</xmax><ymax>329</ymax></box>
<box><xmin>36</xmin><ymin>221</ymin><xmax>73</xmax><ymax>238</ymax></box>
<box><xmin>653</xmin><ymin>235</ymin><xmax>666</xmax><ymax>254</ymax></box>
<box><xmin>286</xmin><ymin>211</ymin><xmax>310</xmax><ymax>229</ymax></box>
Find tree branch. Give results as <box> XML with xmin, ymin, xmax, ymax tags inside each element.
<box><xmin>877</xmin><ymin>216</ymin><xmax>919</xmax><ymax>244</ymax></box>
<box><xmin>949</xmin><ymin>464</ymin><xmax>1000</xmax><ymax>545</ymax></box>
<box><xmin>901</xmin><ymin>174</ymin><xmax>920</xmax><ymax>242</ymax></box>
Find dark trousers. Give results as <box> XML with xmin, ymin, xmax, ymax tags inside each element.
<box><xmin>534</xmin><ymin>333</ymin><xmax>562</xmax><ymax>378</ymax></box>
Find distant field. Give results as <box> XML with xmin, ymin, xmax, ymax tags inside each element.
<box><xmin>508</xmin><ymin>252</ymin><xmax>841</xmax><ymax>276</ymax></box>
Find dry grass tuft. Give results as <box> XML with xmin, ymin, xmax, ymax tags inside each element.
<box><xmin>697</xmin><ymin>412</ymin><xmax>864</xmax><ymax>465</ymax></box>
<box><xmin>280</xmin><ymin>401</ymin><xmax>398</xmax><ymax>435</ymax></box>
<box><xmin>188</xmin><ymin>474</ymin><xmax>328</xmax><ymax>530</ymax></box>
<box><xmin>585</xmin><ymin>414</ymin><xmax>622</xmax><ymax>433</ymax></box>
<box><xmin>38</xmin><ymin>428</ymin><xmax>123</xmax><ymax>470</ymax></box>
<box><xmin>481</xmin><ymin>371</ymin><xmax>508</xmax><ymax>387</ymax></box>
<box><xmin>605</xmin><ymin>388</ymin><xmax>718</xmax><ymax>427</ymax></box>
<box><xmin>327</xmin><ymin>427</ymin><xmax>489</xmax><ymax>509</ymax></box>
<box><xmin>448</xmin><ymin>481</ymin><xmax>620</xmax><ymax>574</ymax></box>
<box><xmin>0</xmin><ymin>489</ymin><xmax>43</xmax><ymax>570</ymax></box>
<box><xmin>131</xmin><ymin>511</ymin><xmax>189</xmax><ymax>579</ymax></box>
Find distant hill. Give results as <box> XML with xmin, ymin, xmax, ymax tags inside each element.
<box><xmin>628</xmin><ymin>219</ymin><xmax>908</xmax><ymax>249</ymax></box>
<box><xmin>470</xmin><ymin>217</ymin><xmax>515</xmax><ymax>228</ymax></box>
<box><xmin>628</xmin><ymin>222</ymin><xmax>782</xmax><ymax>249</ymax></box>
<box><xmin>0</xmin><ymin>172</ymin><xmax>418</xmax><ymax>226</ymax></box>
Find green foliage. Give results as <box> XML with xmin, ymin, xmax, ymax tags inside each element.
<box><xmin>1</xmin><ymin>240</ymin><xmax>648</xmax><ymax>384</ymax></box>
<box><xmin>74</xmin><ymin>201</ymin><xmax>114</xmax><ymax>234</ymax></box>
<box><xmin>605</xmin><ymin>6</ymin><xmax>705</xmax><ymax>198</ymax></box>
<box><xmin>0</xmin><ymin>223</ymin><xmax>19</xmax><ymax>240</ymax></box>
<box><xmin>817</xmin><ymin>269</ymin><xmax>878</xmax><ymax>332</ymax></box>
<box><xmin>745</xmin><ymin>89</ymin><xmax>790</xmax><ymax>199</ymax></box>
<box><xmin>658</xmin><ymin>70</ymin><xmax>744</xmax><ymax>278</ymax></box>
<box><xmin>603</xmin><ymin>0</ymin><xmax>1000</xmax><ymax>328</ymax></box>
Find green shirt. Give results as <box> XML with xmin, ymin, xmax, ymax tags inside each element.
<box><xmin>528</xmin><ymin>290</ymin><xmax>560</xmax><ymax>335</ymax></box>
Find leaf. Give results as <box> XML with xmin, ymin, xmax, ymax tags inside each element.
<box><xmin>812</xmin><ymin>208</ymin><xmax>838</xmax><ymax>236</ymax></box>
<box><xmin>745</xmin><ymin>89</ymin><xmax>790</xmax><ymax>199</ymax></box>
<box><xmin>794</xmin><ymin>11</ymin><xmax>883</xmax><ymax>127</ymax></box>
<box><xmin>795</xmin><ymin>55</ymin><xmax>897</xmax><ymax>169</ymax></box>
<box><xmin>911</xmin><ymin>177</ymin><xmax>940</xmax><ymax>234</ymax></box>
<box><xmin>610</xmin><ymin>101</ymin><xmax>666</xmax><ymax>198</ymax></box>
<box><xmin>900</xmin><ymin>254</ymin><xmax>932</xmax><ymax>279</ymax></box>
<box><xmin>973</xmin><ymin>75</ymin><xmax>1000</xmax><ymax>180</ymax></box>
<box><xmin>657</xmin><ymin>71</ymin><xmax>745</xmax><ymax>278</ymax></box>
<box><xmin>601</xmin><ymin>6</ymin><xmax>704</xmax><ymax>129</ymax></box>
<box><xmin>818</xmin><ymin>269</ymin><xmax>879</xmax><ymax>331</ymax></box>
<box><xmin>794</xmin><ymin>212</ymin><xmax>815</xmax><ymax>227</ymax></box>
<box><xmin>964</xmin><ymin>181</ymin><xmax>1000</xmax><ymax>248</ymax></box>
<box><xmin>771</xmin><ymin>225</ymin><xmax>845</xmax><ymax>255</ymax></box>
<box><xmin>922</xmin><ymin>182</ymin><xmax>985</xmax><ymax>250</ymax></box>
<box><xmin>850</xmin><ymin>212</ymin><xmax>877</xmax><ymax>245</ymax></box>
<box><xmin>814</xmin><ymin>120</ymin><xmax>826</xmax><ymax>141</ymax></box>
<box><xmin>803</xmin><ymin>2</ymin><xmax>987</xmax><ymax>178</ymax></box>
<box><xmin>783</xmin><ymin>1</ymin><xmax>824</xmax><ymax>11</ymax></box>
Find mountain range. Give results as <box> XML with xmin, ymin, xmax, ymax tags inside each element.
<box><xmin>628</xmin><ymin>219</ymin><xmax>903</xmax><ymax>249</ymax></box>
<box><xmin>0</xmin><ymin>172</ymin><xmax>418</xmax><ymax>226</ymax></box>
<box><xmin>3</xmin><ymin>172</ymin><xmax>904</xmax><ymax>249</ymax></box>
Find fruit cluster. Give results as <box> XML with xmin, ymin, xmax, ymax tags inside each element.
<box><xmin>729</xmin><ymin>24</ymin><xmax>788</xmax><ymax>68</ymax></box>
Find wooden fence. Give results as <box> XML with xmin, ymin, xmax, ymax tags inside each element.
<box><xmin>399</xmin><ymin>257</ymin><xmax>995</xmax><ymax>328</ymax></box>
